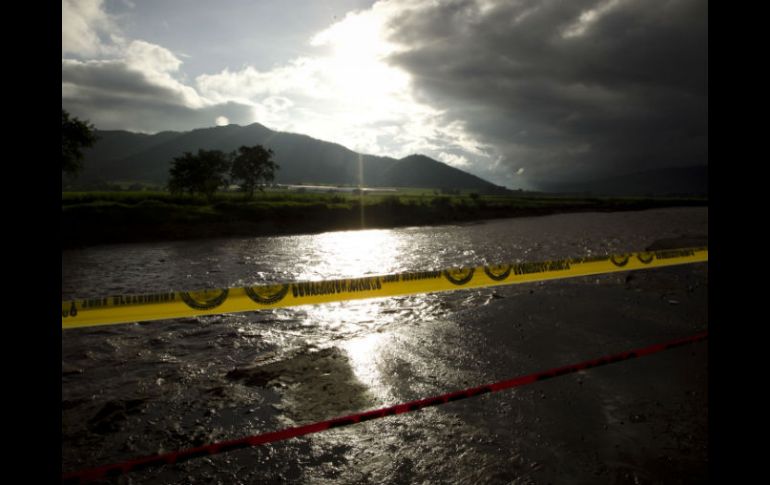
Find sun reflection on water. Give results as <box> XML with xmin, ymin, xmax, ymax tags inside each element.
<box><xmin>341</xmin><ymin>331</ymin><xmax>387</xmax><ymax>395</ymax></box>
<box><xmin>300</xmin><ymin>298</ymin><xmax>393</xmax><ymax>399</ymax></box>
<box><xmin>294</xmin><ymin>228</ymin><xmax>404</xmax><ymax>280</ymax></box>
<box><xmin>289</xmin><ymin>229</ymin><xmax>412</xmax><ymax>400</ymax></box>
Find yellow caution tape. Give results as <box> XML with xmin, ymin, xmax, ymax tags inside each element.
<box><xmin>62</xmin><ymin>247</ymin><xmax>707</xmax><ymax>329</ymax></box>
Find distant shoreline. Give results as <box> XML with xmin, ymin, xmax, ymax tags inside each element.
<box><xmin>61</xmin><ymin>192</ymin><xmax>707</xmax><ymax>249</ymax></box>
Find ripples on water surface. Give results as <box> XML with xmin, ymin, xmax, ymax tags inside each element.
<box><xmin>62</xmin><ymin>208</ymin><xmax>708</xmax><ymax>484</ymax></box>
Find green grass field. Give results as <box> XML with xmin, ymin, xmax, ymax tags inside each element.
<box><xmin>61</xmin><ymin>188</ymin><xmax>707</xmax><ymax>247</ymax></box>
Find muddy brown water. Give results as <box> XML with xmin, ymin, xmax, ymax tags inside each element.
<box><xmin>62</xmin><ymin>207</ymin><xmax>708</xmax><ymax>484</ymax></box>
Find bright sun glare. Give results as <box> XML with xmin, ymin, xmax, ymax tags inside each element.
<box><xmin>298</xmin><ymin>229</ymin><xmax>402</xmax><ymax>280</ymax></box>
<box><xmin>293</xmin><ymin>228</ymin><xmax>406</xmax><ymax>390</ymax></box>
<box><xmin>309</xmin><ymin>8</ymin><xmax>410</xmax><ymax>110</ymax></box>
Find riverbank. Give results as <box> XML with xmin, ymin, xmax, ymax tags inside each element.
<box><xmin>62</xmin><ymin>191</ymin><xmax>707</xmax><ymax>248</ymax></box>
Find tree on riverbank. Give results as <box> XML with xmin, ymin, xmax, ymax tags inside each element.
<box><xmin>62</xmin><ymin>109</ymin><xmax>97</xmax><ymax>177</ymax></box>
<box><xmin>168</xmin><ymin>149</ymin><xmax>230</xmax><ymax>199</ymax></box>
<box><xmin>230</xmin><ymin>145</ymin><xmax>279</xmax><ymax>198</ymax></box>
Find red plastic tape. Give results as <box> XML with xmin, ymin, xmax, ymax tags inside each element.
<box><xmin>62</xmin><ymin>331</ymin><xmax>707</xmax><ymax>484</ymax></box>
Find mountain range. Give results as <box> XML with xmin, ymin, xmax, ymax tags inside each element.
<box><xmin>75</xmin><ymin>123</ymin><xmax>508</xmax><ymax>193</ymax></box>
<box><xmin>72</xmin><ymin>122</ymin><xmax>707</xmax><ymax>196</ymax></box>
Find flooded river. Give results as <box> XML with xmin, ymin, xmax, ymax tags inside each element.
<box><xmin>62</xmin><ymin>207</ymin><xmax>708</xmax><ymax>484</ymax></box>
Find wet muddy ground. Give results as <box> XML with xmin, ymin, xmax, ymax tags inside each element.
<box><xmin>62</xmin><ymin>208</ymin><xmax>708</xmax><ymax>484</ymax></box>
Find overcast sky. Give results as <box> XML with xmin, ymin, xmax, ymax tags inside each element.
<box><xmin>62</xmin><ymin>0</ymin><xmax>707</xmax><ymax>190</ymax></box>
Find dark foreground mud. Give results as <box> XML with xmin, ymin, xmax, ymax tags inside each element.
<box><xmin>62</xmin><ymin>213</ymin><xmax>708</xmax><ymax>484</ymax></box>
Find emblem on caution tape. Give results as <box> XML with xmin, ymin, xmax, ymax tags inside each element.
<box><xmin>484</xmin><ymin>264</ymin><xmax>512</xmax><ymax>281</ymax></box>
<box><xmin>610</xmin><ymin>254</ymin><xmax>630</xmax><ymax>267</ymax></box>
<box><xmin>636</xmin><ymin>252</ymin><xmax>655</xmax><ymax>264</ymax></box>
<box><xmin>179</xmin><ymin>289</ymin><xmax>229</xmax><ymax>310</ymax></box>
<box><xmin>245</xmin><ymin>284</ymin><xmax>290</xmax><ymax>304</ymax></box>
<box><xmin>443</xmin><ymin>267</ymin><xmax>475</xmax><ymax>285</ymax></box>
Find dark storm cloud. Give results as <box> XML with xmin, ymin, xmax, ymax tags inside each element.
<box><xmin>63</xmin><ymin>60</ymin><xmax>178</xmax><ymax>102</ymax></box>
<box><xmin>62</xmin><ymin>59</ymin><xmax>255</xmax><ymax>133</ymax></box>
<box><xmin>385</xmin><ymin>0</ymin><xmax>707</xmax><ymax>188</ymax></box>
